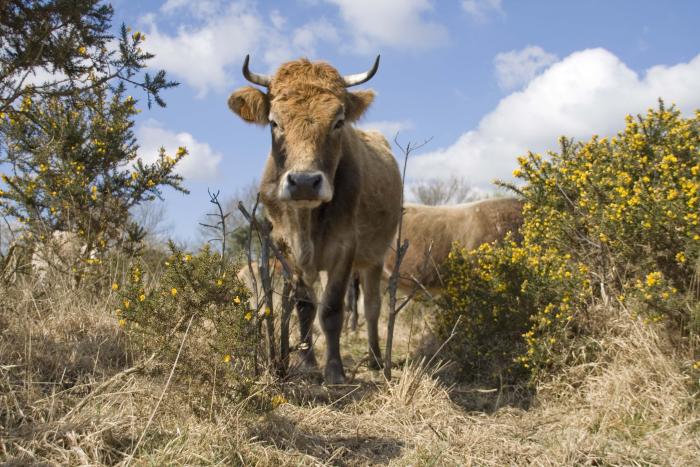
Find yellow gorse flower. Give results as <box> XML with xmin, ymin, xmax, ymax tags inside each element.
<box><xmin>645</xmin><ymin>272</ymin><xmax>662</xmax><ymax>287</ymax></box>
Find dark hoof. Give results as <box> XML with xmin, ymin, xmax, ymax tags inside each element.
<box><xmin>324</xmin><ymin>361</ymin><xmax>346</xmax><ymax>385</ymax></box>
<box><xmin>299</xmin><ymin>348</ymin><xmax>317</xmax><ymax>369</ymax></box>
<box><xmin>367</xmin><ymin>356</ymin><xmax>384</xmax><ymax>371</ymax></box>
<box><xmin>368</xmin><ymin>349</ymin><xmax>383</xmax><ymax>370</ymax></box>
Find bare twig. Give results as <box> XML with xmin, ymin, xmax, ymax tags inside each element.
<box><xmin>238</xmin><ymin>201</ymin><xmax>293</xmax><ymax>281</ymax></box>
<box><xmin>238</xmin><ymin>197</ymin><xmax>296</xmax><ymax>376</ymax></box>
<box><xmin>198</xmin><ymin>189</ymin><xmax>230</xmax><ymax>271</ymax></box>
<box><xmin>384</xmin><ymin>134</ymin><xmax>433</xmax><ymax>380</ymax></box>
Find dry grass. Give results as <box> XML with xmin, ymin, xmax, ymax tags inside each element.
<box><xmin>1</xmin><ymin>275</ymin><xmax>698</xmax><ymax>466</ymax></box>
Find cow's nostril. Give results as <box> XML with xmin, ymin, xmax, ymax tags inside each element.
<box><xmin>311</xmin><ymin>175</ymin><xmax>322</xmax><ymax>189</ymax></box>
<box><xmin>287</xmin><ymin>173</ymin><xmax>297</xmax><ymax>186</ymax></box>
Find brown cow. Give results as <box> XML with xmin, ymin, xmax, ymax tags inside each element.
<box><xmin>385</xmin><ymin>198</ymin><xmax>524</xmax><ymax>293</ymax></box>
<box><xmin>227</xmin><ymin>56</ymin><xmax>402</xmax><ymax>383</ymax></box>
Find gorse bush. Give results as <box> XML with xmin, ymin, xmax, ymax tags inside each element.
<box><xmin>0</xmin><ymin>2</ymin><xmax>181</xmax><ymax>280</ymax></box>
<box><xmin>0</xmin><ymin>85</ymin><xmax>187</xmax><ymax>257</ymax></box>
<box><xmin>437</xmin><ymin>102</ymin><xmax>700</xmax><ymax>383</ymax></box>
<box><xmin>116</xmin><ymin>243</ymin><xmax>267</xmax><ymax>407</ymax></box>
<box><xmin>437</xmin><ymin>237</ymin><xmax>588</xmax><ymax>382</ymax></box>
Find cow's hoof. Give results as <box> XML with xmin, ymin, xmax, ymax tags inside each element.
<box><xmin>324</xmin><ymin>361</ymin><xmax>346</xmax><ymax>385</ymax></box>
<box><xmin>367</xmin><ymin>357</ymin><xmax>384</xmax><ymax>370</ymax></box>
<box><xmin>299</xmin><ymin>349</ymin><xmax>318</xmax><ymax>369</ymax></box>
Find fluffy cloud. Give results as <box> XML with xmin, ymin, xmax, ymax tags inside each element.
<box><xmin>141</xmin><ymin>3</ymin><xmax>262</xmax><ymax>96</ymax></box>
<box><xmin>160</xmin><ymin>0</ymin><xmax>224</xmax><ymax>19</ymax></box>
<box><xmin>137</xmin><ymin>120</ymin><xmax>222</xmax><ymax>181</ymax></box>
<box><xmin>461</xmin><ymin>0</ymin><xmax>503</xmax><ymax>21</ymax></box>
<box><xmin>326</xmin><ymin>0</ymin><xmax>447</xmax><ymax>52</ymax></box>
<box><xmin>141</xmin><ymin>2</ymin><xmax>338</xmax><ymax>96</ymax></box>
<box><xmin>358</xmin><ymin>120</ymin><xmax>414</xmax><ymax>139</ymax></box>
<box><xmin>408</xmin><ymin>48</ymin><xmax>700</xmax><ymax>189</ymax></box>
<box><xmin>494</xmin><ymin>46</ymin><xmax>558</xmax><ymax>90</ymax></box>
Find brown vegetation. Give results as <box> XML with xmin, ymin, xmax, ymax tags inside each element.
<box><xmin>1</xmin><ymin>271</ymin><xmax>697</xmax><ymax>465</ymax></box>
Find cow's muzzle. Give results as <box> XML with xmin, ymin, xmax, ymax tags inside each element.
<box><xmin>279</xmin><ymin>170</ymin><xmax>332</xmax><ymax>204</ymax></box>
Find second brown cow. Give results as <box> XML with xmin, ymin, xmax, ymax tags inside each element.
<box><xmin>384</xmin><ymin>197</ymin><xmax>524</xmax><ymax>294</ymax></box>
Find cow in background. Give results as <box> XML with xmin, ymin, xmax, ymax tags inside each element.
<box><xmin>385</xmin><ymin>198</ymin><xmax>524</xmax><ymax>294</ymax></box>
<box><xmin>31</xmin><ymin>230</ymin><xmax>96</xmax><ymax>283</ymax></box>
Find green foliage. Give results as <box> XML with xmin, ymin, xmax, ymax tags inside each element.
<box><xmin>117</xmin><ymin>242</ymin><xmax>262</xmax><ymax>405</ymax></box>
<box><xmin>437</xmin><ymin>238</ymin><xmax>587</xmax><ymax>382</ymax></box>
<box><xmin>0</xmin><ymin>83</ymin><xmax>187</xmax><ymax>274</ymax></box>
<box><xmin>437</xmin><ymin>102</ymin><xmax>700</xmax><ymax>382</ymax></box>
<box><xmin>0</xmin><ymin>0</ymin><xmax>183</xmax><ymax>278</ymax></box>
<box><xmin>0</xmin><ymin>0</ymin><xmax>177</xmax><ymax>111</ymax></box>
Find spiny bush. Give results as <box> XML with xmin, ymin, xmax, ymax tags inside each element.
<box><xmin>116</xmin><ymin>242</ymin><xmax>278</xmax><ymax>409</ymax></box>
<box><xmin>436</xmin><ymin>102</ymin><xmax>700</xmax><ymax>383</ymax></box>
<box><xmin>0</xmin><ymin>84</ymin><xmax>187</xmax><ymax>278</ymax></box>
<box><xmin>437</xmin><ymin>238</ymin><xmax>588</xmax><ymax>382</ymax></box>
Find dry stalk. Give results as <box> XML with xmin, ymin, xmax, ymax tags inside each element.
<box><xmin>238</xmin><ymin>198</ymin><xmax>296</xmax><ymax>377</ymax></box>
<box><xmin>124</xmin><ymin>314</ymin><xmax>195</xmax><ymax>466</ymax></box>
<box><xmin>384</xmin><ymin>134</ymin><xmax>433</xmax><ymax>381</ymax></box>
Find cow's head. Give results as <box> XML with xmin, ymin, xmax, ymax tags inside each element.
<box><xmin>228</xmin><ymin>56</ymin><xmax>379</xmax><ymax>208</ymax></box>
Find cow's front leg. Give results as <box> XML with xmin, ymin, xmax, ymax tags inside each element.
<box><xmin>319</xmin><ymin>250</ymin><xmax>354</xmax><ymax>384</ymax></box>
<box><xmin>295</xmin><ymin>280</ymin><xmax>317</xmax><ymax>368</ymax></box>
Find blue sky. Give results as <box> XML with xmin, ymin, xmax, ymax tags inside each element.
<box><xmin>108</xmin><ymin>0</ymin><xmax>700</xmax><ymax>243</ymax></box>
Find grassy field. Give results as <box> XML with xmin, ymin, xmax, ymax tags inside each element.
<box><xmin>1</xmin><ymin>272</ymin><xmax>697</xmax><ymax>466</ymax></box>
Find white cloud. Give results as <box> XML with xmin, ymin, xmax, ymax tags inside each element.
<box><xmin>326</xmin><ymin>0</ymin><xmax>447</xmax><ymax>52</ymax></box>
<box><xmin>461</xmin><ymin>0</ymin><xmax>503</xmax><ymax>21</ymax></box>
<box><xmin>359</xmin><ymin>120</ymin><xmax>414</xmax><ymax>139</ymax></box>
<box><xmin>142</xmin><ymin>2</ymin><xmax>338</xmax><ymax>96</ymax></box>
<box><xmin>494</xmin><ymin>46</ymin><xmax>558</xmax><ymax>90</ymax></box>
<box><xmin>141</xmin><ymin>3</ymin><xmax>262</xmax><ymax>96</ymax></box>
<box><xmin>293</xmin><ymin>19</ymin><xmax>338</xmax><ymax>52</ymax></box>
<box><xmin>137</xmin><ymin>120</ymin><xmax>222</xmax><ymax>181</ymax></box>
<box><xmin>408</xmin><ymin>48</ymin><xmax>700</xmax><ymax>190</ymax></box>
<box><xmin>160</xmin><ymin>0</ymin><xmax>224</xmax><ymax>18</ymax></box>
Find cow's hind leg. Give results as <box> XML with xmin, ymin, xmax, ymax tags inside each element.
<box><xmin>295</xmin><ymin>280</ymin><xmax>317</xmax><ymax>368</ymax></box>
<box><xmin>361</xmin><ymin>263</ymin><xmax>383</xmax><ymax>370</ymax></box>
<box><xmin>345</xmin><ymin>273</ymin><xmax>360</xmax><ymax>331</ymax></box>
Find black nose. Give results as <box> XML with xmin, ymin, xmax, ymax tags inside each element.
<box><xmin>287</xmin><ymin>172</ymin><xmax>323</xmax><ymax>200</ymax></box>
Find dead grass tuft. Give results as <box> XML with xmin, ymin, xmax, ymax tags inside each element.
<box><xmin>1</xmin><ymin>276</ymin><xmax>697</xmax><ymax>465</ymax></box>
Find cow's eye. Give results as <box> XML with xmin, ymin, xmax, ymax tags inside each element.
<box><xmin>333</xmin><ymin>119</ymin><xmax>345</xmax><ymax>130</ymax></box>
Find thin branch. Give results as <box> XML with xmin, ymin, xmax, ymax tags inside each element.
<box><xmin>384</xmin><ymin>133</ymin><xmax>432</xmax><ymax>380</ymax></box>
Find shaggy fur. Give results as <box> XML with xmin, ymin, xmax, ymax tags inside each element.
<box><xmin>228</xmin><ymin>58</ymin><xmax>402</xmax><ymax>383</ymax></box>
<box><xmin>385</xmin><ymin>198</ymin><xmax>524</xmax><ymax>293</ymax></box>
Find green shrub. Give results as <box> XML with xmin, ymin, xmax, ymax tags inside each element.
<box><xmin>0</xmin><ymin>84</ymin><xmax>187</xmax><ymax>278</ymax></box>
<box><xmin>116</xmin><ymin>242</ymin><xmax>265</xmax><ymax>406</ymax></box>
<box><xmin>437</xmin><ymin>102</ymin><xmax>700</xmax><ymax>382</ymax></box>
<box><xmin>437</xmin><ymin>237</ymin><xmax>588</xmax><ymax>383</ymax></box>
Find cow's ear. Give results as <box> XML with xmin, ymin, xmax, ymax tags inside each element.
<box><xmin>345</xmin><ymin>89</ymin><xmax>375</xmax><ymax>122</ymax></box>
<box><xmin>228</xmin><ymin>86</ymin><xmax>269</xmax><ymax>125</ymax></box>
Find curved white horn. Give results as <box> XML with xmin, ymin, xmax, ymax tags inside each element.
<box><xmin>342</xmin><ymin>55</ymin><xmax>380</xmax><ymax>87</ymax></box>
<box><xmin>242</xmin><ymin>54</ymin><xmax>271</xmax><ymax>87</ymax></box>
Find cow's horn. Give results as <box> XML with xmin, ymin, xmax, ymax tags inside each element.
<box><xmin>242</xmin><ymin>54</ymin><xmax>271</xmax><ymax>87</ymax></box>
<box><xmin>342</xmin><ymin>55</ymin><xmax>380</xmax><ymax>87</ymax></box>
